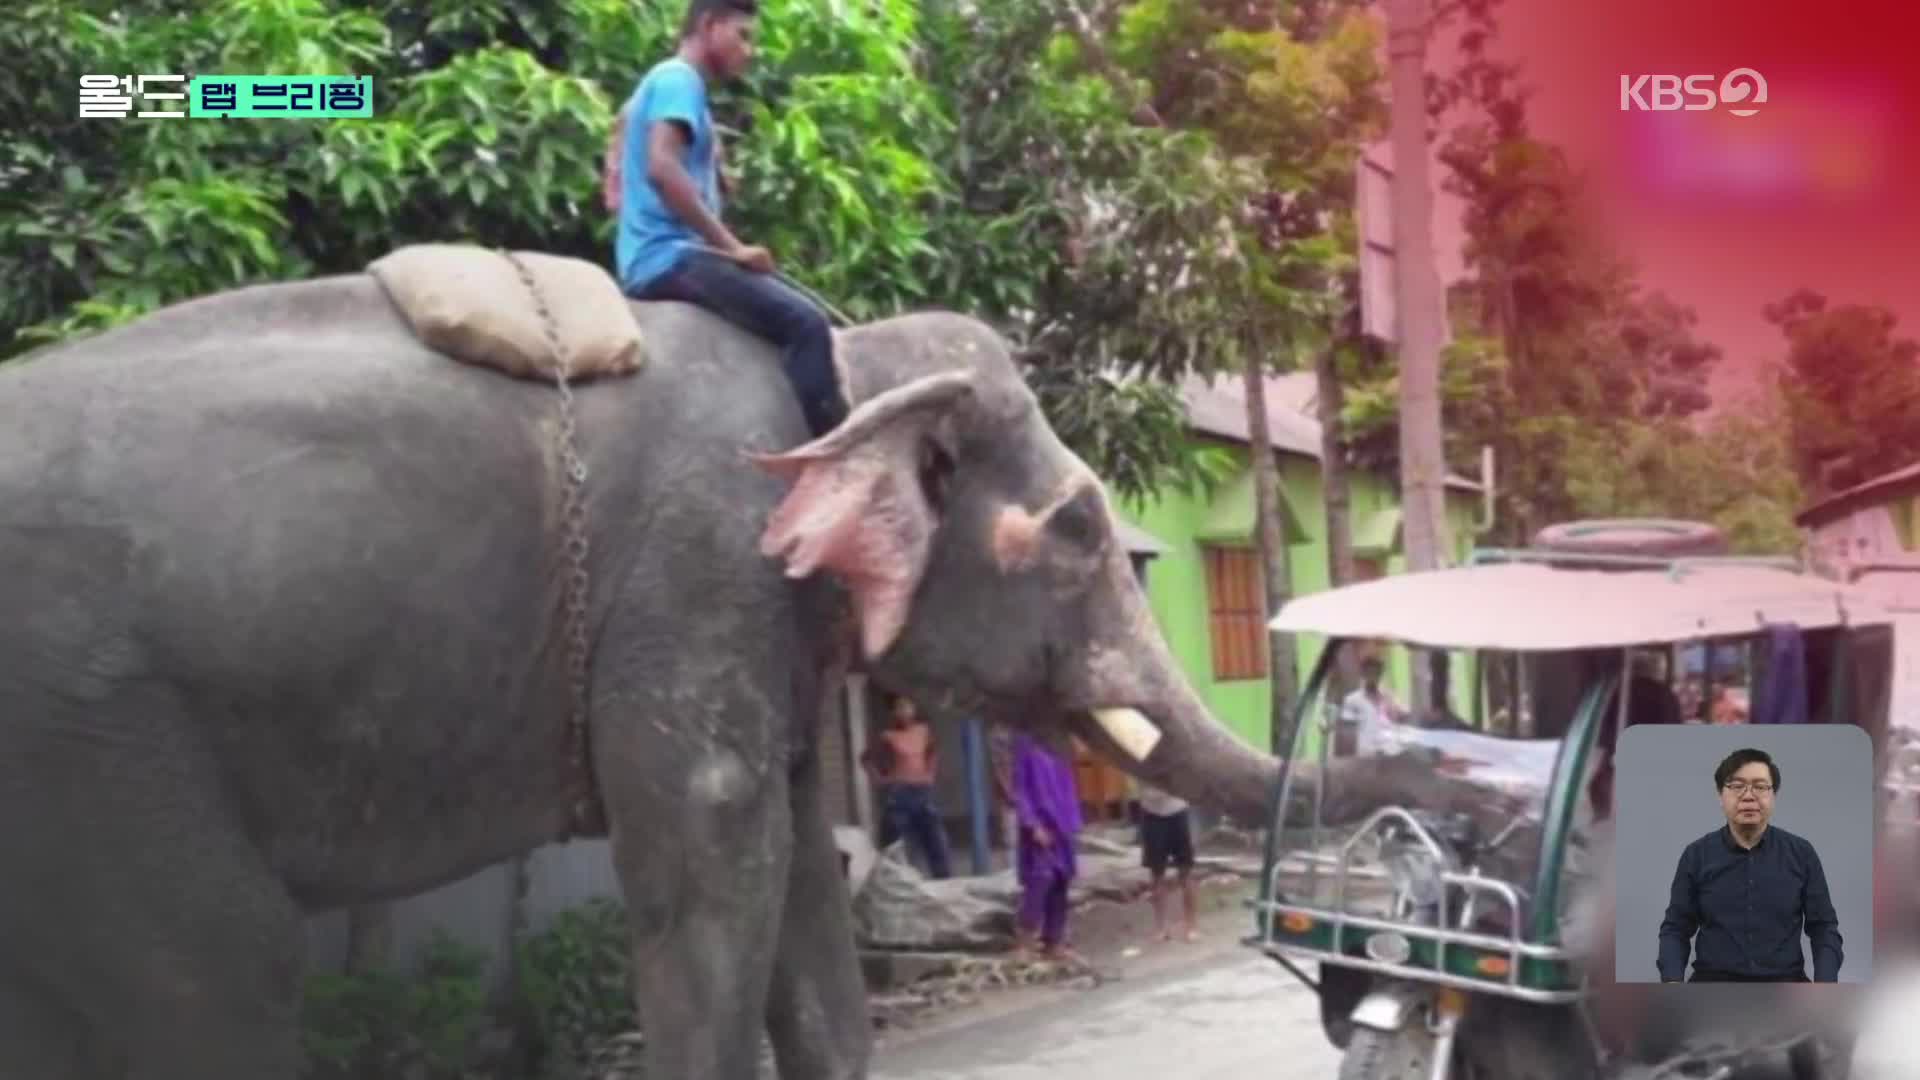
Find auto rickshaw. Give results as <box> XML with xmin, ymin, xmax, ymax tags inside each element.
<box><xmin>1244</xmin><ymin>521</ymin><xmax>1895</xmax><ymax>1080</ymax></box>
<box><xmin>1816</xmin><ymin>560</ymin><xmax>1920</xmax><ymax>833</ymax></box>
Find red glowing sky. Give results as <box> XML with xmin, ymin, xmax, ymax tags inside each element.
<box><xmin>1421</xmin><ymin>0</ymin><xmax>1920</xmax><ymax>409</ymax></box>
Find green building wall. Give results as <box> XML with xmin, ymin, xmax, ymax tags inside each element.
<box><xmin>1114</xmin><ymin>437</ymin><xmax>1482</xmax><ymax>758</ymax></box>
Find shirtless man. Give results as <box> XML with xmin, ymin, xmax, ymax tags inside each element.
<box><xmin>863</xmin><ymin>696</ymin><xmax>952</xmax><ymax>879</ymax></box>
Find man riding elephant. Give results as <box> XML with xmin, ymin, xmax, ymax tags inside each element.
<box><xmin>602</xmin><ymin>0</ymin><xmax>846</xmax><ymax>439</ymax></box>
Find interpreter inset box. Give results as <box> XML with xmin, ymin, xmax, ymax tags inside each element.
<box><xmin>1612</xmin><ymin>724</ymin><xmax>1874</xmax><ymax>984</ymax></box>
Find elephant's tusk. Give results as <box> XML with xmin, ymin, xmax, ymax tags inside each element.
<box><xmin>1092</xmin><ymin>707</ymin><xmax>1162</xmax><ymax>762</ymax></box>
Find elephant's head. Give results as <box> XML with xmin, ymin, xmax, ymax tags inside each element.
<box><xmin>748</xmin><ymin>311</ymin><xmax>1279</xmax><ymax>821</ymax></box>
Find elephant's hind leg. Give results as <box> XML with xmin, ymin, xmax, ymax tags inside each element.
<box><xmin>0</xmin><ymin>963</ymin><xmax>91</xmax><ymax>1080</ymax></box>
<box><xmin>598</xmin><ymin>686</ymin><xmax>796</xmax><ymax>1079</ymax></box>
<box><xmin>765</xmin><ymin>745</ymin><xmax>872</xmax><ymax>1079</ymax></box>
<box><xmin>1</xmin><ymin>696</ymin><xmax>305</xmax><ymax>1080</ymax></box>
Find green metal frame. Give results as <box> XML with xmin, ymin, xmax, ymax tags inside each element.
<box><xmin>1247</xmin><ymin>637</ymin><xmax>1605</xmax><ymax>1004</ymax></box>
<box><xmin>1255</xmin><ymin>642</ymin><xmax>1341</xmax><ymax>932</ymax></box>
<box><xmin>1527</xmin><ymin>667</ymin><xmax>1615</xmax><ymax>944</ymax></box>
<box><xmin>1247</xmin><ymin>541</ymin><xmax>1892</xmax><ymax>1024</ymax></box>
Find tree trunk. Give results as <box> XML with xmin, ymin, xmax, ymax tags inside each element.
<box><xmin>1386</xmin><ymin>0</ymin><xmax>1450</xmax><ymax>710</ymax></box>
<box><xmin>1316</xmin><ymin>346</ymin><xmax>1358</xmax><ymax>589</ymax></box>
<box><xmin>1242</xmin><ymin>349</ymin><xmax>1300</xmax><ymax>756</ymax></box>
<box><xmin>1314</xmin><ymin>345</ymin><xmax>1361</xmax><ymax>722</ymax></box>
<box><xmin>344</xmin><ymin>902</ymin><xmax>393</xmax><ymax>976</ymax></box>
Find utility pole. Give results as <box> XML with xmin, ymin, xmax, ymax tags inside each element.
<box><xmin>1385</xmin><ymin>0</ymin><xmax>1451</xmax><ymax>709</ymax></box>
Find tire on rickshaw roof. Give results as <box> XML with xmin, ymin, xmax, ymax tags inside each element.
<box><xmin>1531</xmin><ymin>518</ymin><xmax>1729</xmax><ymax>559</ymax></box>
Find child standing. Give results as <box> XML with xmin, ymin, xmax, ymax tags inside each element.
<box><xmin>1138</xmin><ymin>782</ymin><xmax>1199</xmax><ymax>943</ymax></box>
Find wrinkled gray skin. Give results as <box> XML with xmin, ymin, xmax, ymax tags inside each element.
<box><xmin>0</xmin><ymin>275</ymin><xmax>1304</xmax><ymax>1080</ymax></box>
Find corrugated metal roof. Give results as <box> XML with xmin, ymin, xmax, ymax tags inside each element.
<box><xmin>1795</xmin><ymin>461</ymin><xmax>1920</xmax><ymax>527</ymax></box>
<box><xmin>1174</xmin><ymin>370</ymin><xmax>1482</xmax><ymax>493</ymax></box>
<box><xmin>1178</xmin><ymin>370</ymin><xmax>1324</xmax><ymax>459</ymax></box>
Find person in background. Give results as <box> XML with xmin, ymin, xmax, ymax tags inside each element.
<box><xmin>862</xmin><ymin>695</ymin><xmax>951</xmax><ymax>879</ymax></box>
<box><xmin>1010</xmin><ymin>731</ymin><xmax>1083</xmax><ymax>960</ymax></box>
<box><xmin>1415</xmin><ymin>652</ymin><xmax>1471</xmax><ymax>730</ymax></box>
<box><xmin>1342</xmin><ymin>654</ymin><xmax>1406</xmax><ymax>755</ymax></box>
<box><xmin>1678</xmin><ymin>677</ymin><xmax>1706</xmax><ymax>723</ymax></box>
<box><xmin>1137</xmin><ymin>781</ymin><xmax>1199</xmax><ymax>943</ymax></box>
<box><xmin>602</xmin><ymin>0</ymin><xmax>846</xmax><ymax>438</ymax></box>
<box><xmin>1711</xmin><ymin>687</ymin><xmax>1750</xmax><ymax>725</ymax></box>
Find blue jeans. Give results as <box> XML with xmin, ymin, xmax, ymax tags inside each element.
<box><xmin>630</xmin><ymin>249</ymin><xmax>846</xmax><ymax>437</ymax></box>
<box><xmin>880</xmin><ymin>784</ymin><xmax>952</xmax><ymax>879</ymax></box>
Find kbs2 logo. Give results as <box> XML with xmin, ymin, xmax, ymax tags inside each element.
<box><xmin>1619</xmin><ymin>68</ymin><xmax>1768</xmax><ymax>117</ymax></box>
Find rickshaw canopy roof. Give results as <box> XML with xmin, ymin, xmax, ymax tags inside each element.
<box><xmin>1269</xmin><ymin>561</ymin><xmax>1893</xmax><ymax>651</ymax></box>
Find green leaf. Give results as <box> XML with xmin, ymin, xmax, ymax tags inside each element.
<box><xmin>245</xmin><ymin>228</ymin><xmax>278</xmax><ymax>269</ymax></box>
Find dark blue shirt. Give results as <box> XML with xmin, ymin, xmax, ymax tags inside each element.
<box><xmin>1657</xmin><ymin>824</ymin><xmax>1843</xmax><ymax>982</ymax></box>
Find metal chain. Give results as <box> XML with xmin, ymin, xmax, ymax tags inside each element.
<box><xmin>502</xmin><ymin>250</ymin><xmax>602</xmax><ymax>836</ymax></box>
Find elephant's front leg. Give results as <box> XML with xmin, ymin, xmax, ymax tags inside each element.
<box><xmin>765</xmin><ymin>741</ymin><xmax>872</xmax><ymax>1079</ymax></box>
<box><xmin>599</xmin><ymin>698</ymin><xmax>793</xmax><ymax>1080</ymax></box>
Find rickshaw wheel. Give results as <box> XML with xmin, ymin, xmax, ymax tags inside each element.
<box><xmin>1337</xmin><ymin>1023</ymin><xmax>1488</xmax><ymax>1080</ymax></box>
<box><xmin>1458</xmin><ymin>999</ymin><xmax>1601</xmax><ymax>1080</ymax></box>
<box><xmin>1338</xmin><ymin>1026</ymin><xmax>1432</xmax><ymax>1080</ymax></box>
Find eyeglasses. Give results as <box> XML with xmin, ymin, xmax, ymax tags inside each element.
<box><xmin>1723</xmin><ymin>781</ymin><xmax>1773</xmax><ymax>796</ymax></box>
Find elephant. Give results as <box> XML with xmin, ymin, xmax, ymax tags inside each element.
<box><xmin>0</xmin><ymin>269</ymin><xmax>1299</xmax><ymax>1080</ymax></box>
<box><xmin>0</xmin><ymin>263</ymin><xmax>1621</xmax><ymax>1078</ymax></box>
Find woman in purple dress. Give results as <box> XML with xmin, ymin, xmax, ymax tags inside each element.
<box><xmin>1009</xmin><ymin>731</ymin><xmax>1083</xmax><ymax>959</ymax></box>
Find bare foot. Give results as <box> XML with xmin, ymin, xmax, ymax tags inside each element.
<box><xmin>1183</xmin><ymin>928</ymin><xmax>1201</xmax><ymax>944</ymax></box>
<box><xmin>1042</xmin><ymin>945</ymin><xmax>1085</xmax><ymax>967</ymax></box>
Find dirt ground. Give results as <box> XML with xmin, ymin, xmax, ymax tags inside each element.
<box><xmin>865</xmin><ymin>825</ymin><xmax>1273</xmax><ymax>1039</ymax></box>
<box><xmin>870</xmin><ymin>880</ymin><xmax>1340</xmax><ymax>1080</ymax></box>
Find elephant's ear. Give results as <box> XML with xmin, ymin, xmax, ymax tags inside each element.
<box><xmin>747</xmin><ymin>371</ymin><xmax>976</xmax><ymax>661</ymax></box>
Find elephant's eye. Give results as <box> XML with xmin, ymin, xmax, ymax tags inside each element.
<box><xmin>1045</xmin><ymin>485</ymin><xmax>1106</xmax><ymax>554</ymax></box>
<box><xmin>918</xmin><ymin>440</ymin><xmax>954</xmax><ymax>515</ymax></box>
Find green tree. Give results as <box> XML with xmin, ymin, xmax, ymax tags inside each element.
<box><xmin>1560</xmin><ymin>399</ymin><xmax>1803</xmax><ymax>556</ymax></box>
<box><xmin>1764</xmin><ymin>289</ymin><xmax>1920</xmax><ymax>498</ymax></box>
<box><xmin>1</xmin><ymin>0</ymin><xmax>943</xmax><ymax>350</ymax></box>
<box><xmin>1422</xmin><ymin>0</ymin><xmax>1730</xmax><ymax>542</ymax></box>
<box><xmin>915</xmin><ymin>0</ymin><xmax>1267</xmax><ymax>500</ymax></box>
<box><xmin>1</xmin><ymin>0</ymin><xmax>1257</xmax><ymax>502</ymax></box>
<box><xmin>1056</xmin><ymin>0</ymin><xmax>1388</xmax><ymax>743</ymax></box>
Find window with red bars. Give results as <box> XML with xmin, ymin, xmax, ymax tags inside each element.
<box><xmin>1204</xmin><ymin>545</ymin><xmax>1268</xmax><ymax>681</ymax></box>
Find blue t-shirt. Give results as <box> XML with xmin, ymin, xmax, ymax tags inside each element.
<box><xmin>616</xmin><ymin>58</ymin><xmax>722</xmax><ymax>294</ymax></box>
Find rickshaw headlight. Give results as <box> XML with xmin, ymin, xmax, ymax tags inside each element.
<box><xmin>1366</xmin><ymin>931</ymin><xmax>1412</xmax><ymax>965</ymax></box>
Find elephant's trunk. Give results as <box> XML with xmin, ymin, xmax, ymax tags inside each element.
<box><xmin>1058</xmin><ymin>553</ymin><xmax>1282</xmax><ymax>825</ymax></box>
<box><xmin>1058</xmin><ymin>552</ymin><xmax>1507</xmax><ymax>830</ymax></box>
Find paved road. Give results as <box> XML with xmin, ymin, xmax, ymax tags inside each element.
<box><xmin>871</xmin><ymin>945</ymin><xmax>1920</xmax><ymax>1080</ymax></box>
<box><xmin>872</xmin><ymin>941</ymin><xmax>1341</xmax><ymax>1080</ymax></box>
